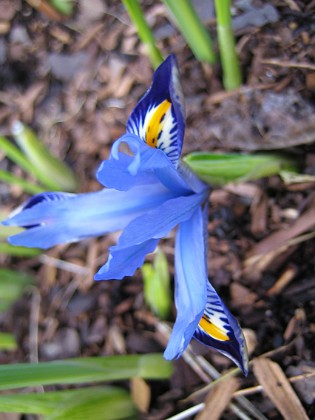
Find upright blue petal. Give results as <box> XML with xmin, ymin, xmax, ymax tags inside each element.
<box><xmin>126</xmin><ymin>55</ymin><xmax>185</xmax><ymax>166</ymax></box>
<box><xmin>2</xmin><ymin>184</ymin><xmax>176</xmax><ymax>249</ymax></box>
<box><xmin>193</xmin><ymin>282</ymin><xmax>249</xmax><ymax>375</ymax></box>
<box><xmin>164</xmin><ymin>206</ymin><xmax>207</xmax><ymax>360</ymax></box>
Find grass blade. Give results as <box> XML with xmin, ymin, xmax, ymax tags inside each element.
<box><xmin>0</xmin><ymin>354</ymin><xmax>172</xmax><ymax>390</ymax></box>
<box><xmin>0</xmin><ymin>136</ymin><xmax>37</xmax><ymax>175</ymax></box>
<box><xmin>12</xmin><ymin>122</ymin><xmax>77</xmax><ymax>192</ymax></box>
<box><xmin>0</xmin><ymin>387</ymin><xmax>137</xmax><ymax>419</ymax></box>
<box><xmin>0</xmin><ymin>169</ymin><xmax>45</xmax><ymax>194</ymax></box>
<box><xmin>123</xmin><ymin>0</ymin><xmax>164</xmax><ymax>68</ymax></box>
<box><xmin>163</xmin><ymin>0</ymin><xmax>215</xmax><ymax>63</ymax></box>
<box><xmin>214</xmin><ymin>0</ymin><xmax>241</xmax><ymax>90</ymax></box>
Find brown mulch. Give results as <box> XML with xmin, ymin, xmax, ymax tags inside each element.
<box><xmin>0</xmin><ymin>0</ymin><xmax>315</xmax><ymax>419</ymax></box>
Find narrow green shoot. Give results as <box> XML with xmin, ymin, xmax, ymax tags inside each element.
<box><xmin>49</xmin><ymin>0</ymin><xmax>74</xmax><ymax>16</ymax></box>
<box><xmin>214</xmin><ymin>0</ymin><xmax>241</xmax><ymax>90</ymax></box>
<box><xmin>163</xmin><ymin>0</ymin><xmax>216</xmax><ymax>63</ymax></box>
<box><xmin>0</xmin><ymin>268</ymin><xmax>34</xmax><ymax>312</ymax></box>
<box><xmin>0</xmin><ymin>354</ymin><xmax>172</xmax><ymax>390</ymax></box>
<box><xmin>0</xmin><ymin>242</ymin><xmax>41</xmax><ymax>257</ymax></box>
<box><xmin>142</xmin><ymin>248</ymin><xmax>171</xmax><ymax>319</ymax></box>
<box><xmin>12</xmin><ymin>122</ymin><xmax>77</xmax><ymax>192</ymax></box>
<box><xmin>183</xmin><ymin>152</ymin><xmax>297</xmax><ymax>186</ymax></box>
<box><xmin>0</xmin><ymin>387</ymin><xmax>136</xmax><ymax>419</ymax></box>
<box><xmin>0</xmin><ymin>169</ymin><xmax>45</xmax><ymax>194</ymax></box>
<box><xmin>123</xmin><ymin>0</ymin><xmax>164</xmax><ymax>68</ymax></box>
<box><xmin>0</xmin><ymin>333</ymin><xmax>17</xmax><ymax>351</ymax></box>
<box><xmin>0</xmin><ymin>136</ymin><xmax>37</xmax><ymax>176</ymax></box>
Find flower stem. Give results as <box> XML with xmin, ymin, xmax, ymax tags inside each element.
<box><xmin>123</xmin><ymin>0</ymin><xmax>164</xmax><ymax>69</ymax></box>
<box><xmin>214</xmin><ymin>0</ymin><xmax>241</xmax><ymax>90</ymax></box>
<box><xmin>163</xmin><ymin>0</ymin><xmax>216</xmax><ymax>63</ymax></box>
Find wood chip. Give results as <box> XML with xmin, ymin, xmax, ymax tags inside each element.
<box><xmin>283</xmin><ymin>308</ymin><xmax>306</xmax><ymax>342</ymax></box>
<box><xmin>250</xmin><ymin>189</ymin><xmax>267</xmax><ymax>235</ymax></box>
<box><xmin>253</xmin><ymin>358</ymin><xmax>309</xmax><ymax>420</ymax></box>
<box><xmin>267</xmin><ymin>265</ymin><xmax>297</xmax><ymax>296</ymax></box>
<box><xmin>26</xmin><ymin>0</ymin><xmax>66</xmax><ymax>21</ymax></box>
<box><xmin>131</xmin><ymin>377</ymin><xmax>151</xmax><ymax>413</ymax></box>
<box><xmin>196</xmin><ymin>377</ymin><xmax>240</xmax><ymax>420</ymax></box>
<box><xmin>249</xmin><ymin>203</ymin><xmax>315</xmax><ymax>257</ymax></box>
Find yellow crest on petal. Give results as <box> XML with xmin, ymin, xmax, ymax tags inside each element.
<box><xmin>199</xmin><ymin>314</ymin><xmax>230</xmax><ymax>341</ymax></box>
<box><xmin>145</xmin><ymin>99</ymin><xmax>172</xmax><ymax>147</ymax></box>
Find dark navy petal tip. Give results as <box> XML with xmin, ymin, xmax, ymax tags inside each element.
<box><xmin>193</xmin><ymin>282</ymin><xmax>249</xmax><ymax>376</ymax></box>
<box><xmin>126</xmin><ymin>55</ymin><xmax>185</xmax><ymax>166</ymax></box>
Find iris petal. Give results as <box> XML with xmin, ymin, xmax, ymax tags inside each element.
<box><xmin>3</xmin><ymin>185</ymin><xmax>175</xmax><ymax>249</ymax></box>
<box><xmin>126</xmin><ymin>55</ymin><xmax>185</xmax><ymax>166</ymax></box>
<box><xmin>94</xmin><ymin>239</ymin><xmax>158</xmax><ymax>281</ymax></box>
<box><xmin>193</xmin><ymin>281</ymin><xmax>249</xmax><ymax>375</ymax></box>
<box><xmin>118</xmin><ymin>191</ymin><xmax>209</xmax><ymax>248</ymax></box>
<box><xmin>164</xmin><ymin>206</ymin><xmax>207</xmax><ymax>360</ymax></box>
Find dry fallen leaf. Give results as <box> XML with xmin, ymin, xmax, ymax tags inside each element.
<box><xmin>253</xmin><ymin>358</ymin><xmax>309</xmax><ymax>420</ymax></box>
<box><xmin>245</xmin><ymin>199</ymin><xmax>315</xmax><ymax>272</ymax></box>
<box><xmin>197</xmin><ymin>377</ymin><xmax>240</xmax><ymax>420</ymax></box>
<box><xmin>131</xmin><ymin>377</ymin><xmax>151</xmax><ymax>413</ymax></box>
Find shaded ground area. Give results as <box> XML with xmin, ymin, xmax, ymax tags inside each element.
<box><xmin>0</xmin><ymin>0</ymin><xmax>315</xmax><ymax>418</ymax></box>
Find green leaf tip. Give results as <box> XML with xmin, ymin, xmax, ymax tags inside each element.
<box><xmin>0</xmin><ymin>353</ymin><xmax>172</xmax><ymax>390</ymax></box>
<box><xmin>142</xmin><ymin>249</ymin><xmax>171</xmax><ymax>319</ymax></box>
<box><xmin>184</xmin><ymin>152</ymin><xmax>297</xmax><ymax>186</ymax></box>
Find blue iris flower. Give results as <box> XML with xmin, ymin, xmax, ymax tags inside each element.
<box><xmin>3</xmin><ymin>56</ymin><xmax>248</xmax><ymax>375</ymax></box>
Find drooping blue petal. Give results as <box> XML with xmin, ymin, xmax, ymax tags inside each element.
<box><xmin>163</xmin><ymin>206</ymin><xmax>207</xmax><ymax>360</ymax></box>
<box><xmin>96</xmin><ymin>134</ymin><xmax>193</xmax><ymax>195</ymax></box>
<box><xmin>2</xmin><ymin>184</ymin><xmax>176</xmax><ymax>249</ymax></box>
<box><xmin>193</xmin><ymin>281</ymin><xmax>249</xmax><ymax>375</ymax></box>
<box><xmin>118</xmin><ymin>190</ymin><xmax>209</xmax><ymax>248</ymax></box>
<box><xmin>126</xmin><ymin>55</ymin><xmax>185</xmax><ymax>166</ymax></box>
<box><xmin>94</xmin><ymin>191</ymin><xmax>208</xmax><ymax>282</ymax></box>
<box><xmin>94</xmin><ymin>239</ymin><xmax>158</xmax><ymax>281</ymax></box>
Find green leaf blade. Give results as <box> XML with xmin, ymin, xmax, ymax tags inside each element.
<box><xmin>0</xmin><ymin>354</ymin><xmax>172</xmax><ymax>390</ymax></box>
<box><xmin>184</xmin><ymin>152</ymin><xmax>297</xmax><ymax>186</ymax></box>
<box><xmin>12</xmin><ymin>122</ymin><xmax>78</xmax><ymax>192</ymax></box>
<box><xmin>163</xmin><ymin>0</ymin><xmax>215</xmax><ymax>63</ymax></box>
<box><xmin>0</xmin><ymin>387</ymin><xmax>137</xmax><ymax>420</ymax></box>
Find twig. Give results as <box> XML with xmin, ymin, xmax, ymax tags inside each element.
<box><xmin>158</xmin><ymin>323</ymin><xmax>267</xmax><ymax>420</ymax></box>
<box><xmin>261</xmin><ymin>59</ymin><xmax>315</xmax><ymax>71</ymax></box>
<box><xmin>29</xmin><ymin>287</ymin><xmax>41</xmax><ymax>364</ymax></box>
<box><xmin>167</xmin><ymin>403</ymin><xmax>205</xmax><ymax>420</ymax></box>
<box><xmin>39</xmin><ymin>254</ymin><xmax>90</xmax><ymax>275</ymax></box>
<box><xmin>234</xmin><ymin>372</ymin><xmax>315</xmax><ymax>397</ymax></box>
